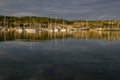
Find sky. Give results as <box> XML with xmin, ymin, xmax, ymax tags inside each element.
<box><xmin>0</xmin><ymin>0</ymin><xmax>120</xmax><ymax>20</ymax></box>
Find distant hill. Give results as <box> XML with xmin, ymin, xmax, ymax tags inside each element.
<box><xmin>0</xmin><ymin>15</ymin><xmax>120</xmax><ymax>29</ymax></box>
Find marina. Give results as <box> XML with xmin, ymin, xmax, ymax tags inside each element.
<box><xmin>0</xmin><ymin>16</ymin><xmax>120</xmax><ymax>80</ymax></box>
<box><xmin>0</xmin><ymin>0</ymin><xmax>120</xmax><ymax>79</ymax></box>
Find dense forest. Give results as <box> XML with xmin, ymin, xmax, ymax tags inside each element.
<box><xmin>0</xmin><ymin>15</ymin><xmax>72</xmax><ymax>28</ymax></box>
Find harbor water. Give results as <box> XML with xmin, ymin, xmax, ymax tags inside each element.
<box><xmin>0</xmin><ymin>31</ymin><xmax>120</xmax><ymax>80</ymax></box>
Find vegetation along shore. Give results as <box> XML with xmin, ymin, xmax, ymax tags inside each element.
<box><xmin>0</xmin><ymin>15</ymin><xmax>120</xmax><ymax>33</ymax></box>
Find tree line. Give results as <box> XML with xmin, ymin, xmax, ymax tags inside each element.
<box><xmin>0</xmin><ymin>15</ymin><xmax>120</xmax><ymax>28</ymax></box>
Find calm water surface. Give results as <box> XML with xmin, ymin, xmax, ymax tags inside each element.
<box><xmin>0</xmin><ymin>31</ymin><xmax>120</xmax><ymax>80</ymax></box>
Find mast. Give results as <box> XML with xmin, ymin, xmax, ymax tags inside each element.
<box><xmin>4</xmin><ymin>16</ymin><xmax>6</xmax><ymax>27</ymax></box>
<box><xmin>29</xmin><ymin>12</ymin><xmax>31</xmax><ymax>28</ymax></box>
<box><xmin>19</xmin><ymin>16</ymin><xmax>20</xmax><ymax>28</ymax></box>
<box><xmin>62</xmin><ymin>19</ymin><xmax>64</xmax><ymax>29</ymax></box>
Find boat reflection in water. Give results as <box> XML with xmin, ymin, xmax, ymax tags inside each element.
<box><xmin>0</xmin><ymin>30</ymin><xmax>120</xmax><ymax>41</ymax></box>
<box><xmin>0</xmin><ymin>30</ymin><xmax>120</xmax><ymax>80</ymax></box>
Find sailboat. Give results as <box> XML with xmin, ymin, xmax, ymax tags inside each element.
<box><xmin>1</xmin><ymin>16</ymin><xmax>9</xmax><ymax>32</ymax></box>
<box><xmin>80</xmin><ymin>19</ymin><xmax>89</xmax><ymax>30</ymax></box>
<box><xmin>60</xmin><ymin>20</ymin><xmax>66</xmax><ymax>32</ymax></box>
<box><xmin>48</xmin><ymin>17</ymin><xmax>58</xmax><ymax>32</ymax></box>
<box><xmin>16</xmin><ymin>17</ymin><xmax>23</xmax><ymax>33</ymax></box>
<box><xmin>24</xmin><ymin>14</ymin><xmax>36</xmax><ymax>33</ymax></box>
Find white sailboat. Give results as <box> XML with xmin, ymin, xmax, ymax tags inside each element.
<box><xmin>25</xmin><ymin>12</ymin><xmax>36</xmax><ymax>33</ymax></box>
<box><xmin>60</xmin><ymin>20</ymin><xmax>66</xmax><ymax>32</ymax></box>
<box><xmin>25</xmin><ymin>28</ymin><xmax>36</xmax><ymax>33</ymax></box>
<box><xmin>16</xmin><ymin>17</ymin><xmax>23</xmax><ymax>33</ymax></box>
<box><xmin>81</xmin><ymin>19</ymin><xmax>89</xmax><ymax>30</ymax></box>
<box><xmin>16</xmin><ymin>28</ymin><xmax>23</xmax><ymax>33</ymax></box>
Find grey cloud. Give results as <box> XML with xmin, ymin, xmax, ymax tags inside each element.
<box><xmin>0</xmin><ymin>0</ymin><xmax>120</xmax><ymax>20</ymax></box>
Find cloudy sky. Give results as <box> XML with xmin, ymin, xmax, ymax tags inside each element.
<box><xmin>0</xmin><ymin>0</ymin><xmax>120</xmax><ymax>20</ymax></box>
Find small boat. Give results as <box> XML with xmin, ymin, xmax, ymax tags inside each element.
<box><xmin>16</xmin><ymin>28</ymin><xmax>23</xmax><ymax>33</ymax></box>
<box><xmin>24</xmin><ymin>28</ymin><xmax>36</xmax><ymax>33</ymax></box>
<box><xmin>48</xmin><ymin>28</ymin><xmax>58</xmax><ymax>32</ymax></box>
<box><xmin>0</xmin><ymin>28</ymin><xmax>9</xmax><ymax>32</ymax></box>
<box><xmin>48</xmin><ymin>29</ymin><xmax>53</xmax><ymax>32</ymax></box>
<box><xmin>54</xmin><ymin>28</ymin><xmax>58</xmax><ymax>32</ymax></box>
<box><xmin>80</xmin><ymin>27</ymin><xmax>89</xmax><ymax>30</ymax></box>
<box><xmin>94</xmin><ymin>28</ymin><xmax>103</xmax><ymax>31</ymax></box>
<box><xmin>70</xmin><ymin>28</ymin><xmax>76</xmax><ymax>31</ymax></box>
<box><xmin>60</xmin><ymin>28</ymin><xmax>66</xmax><ymax>32</ymax></box>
